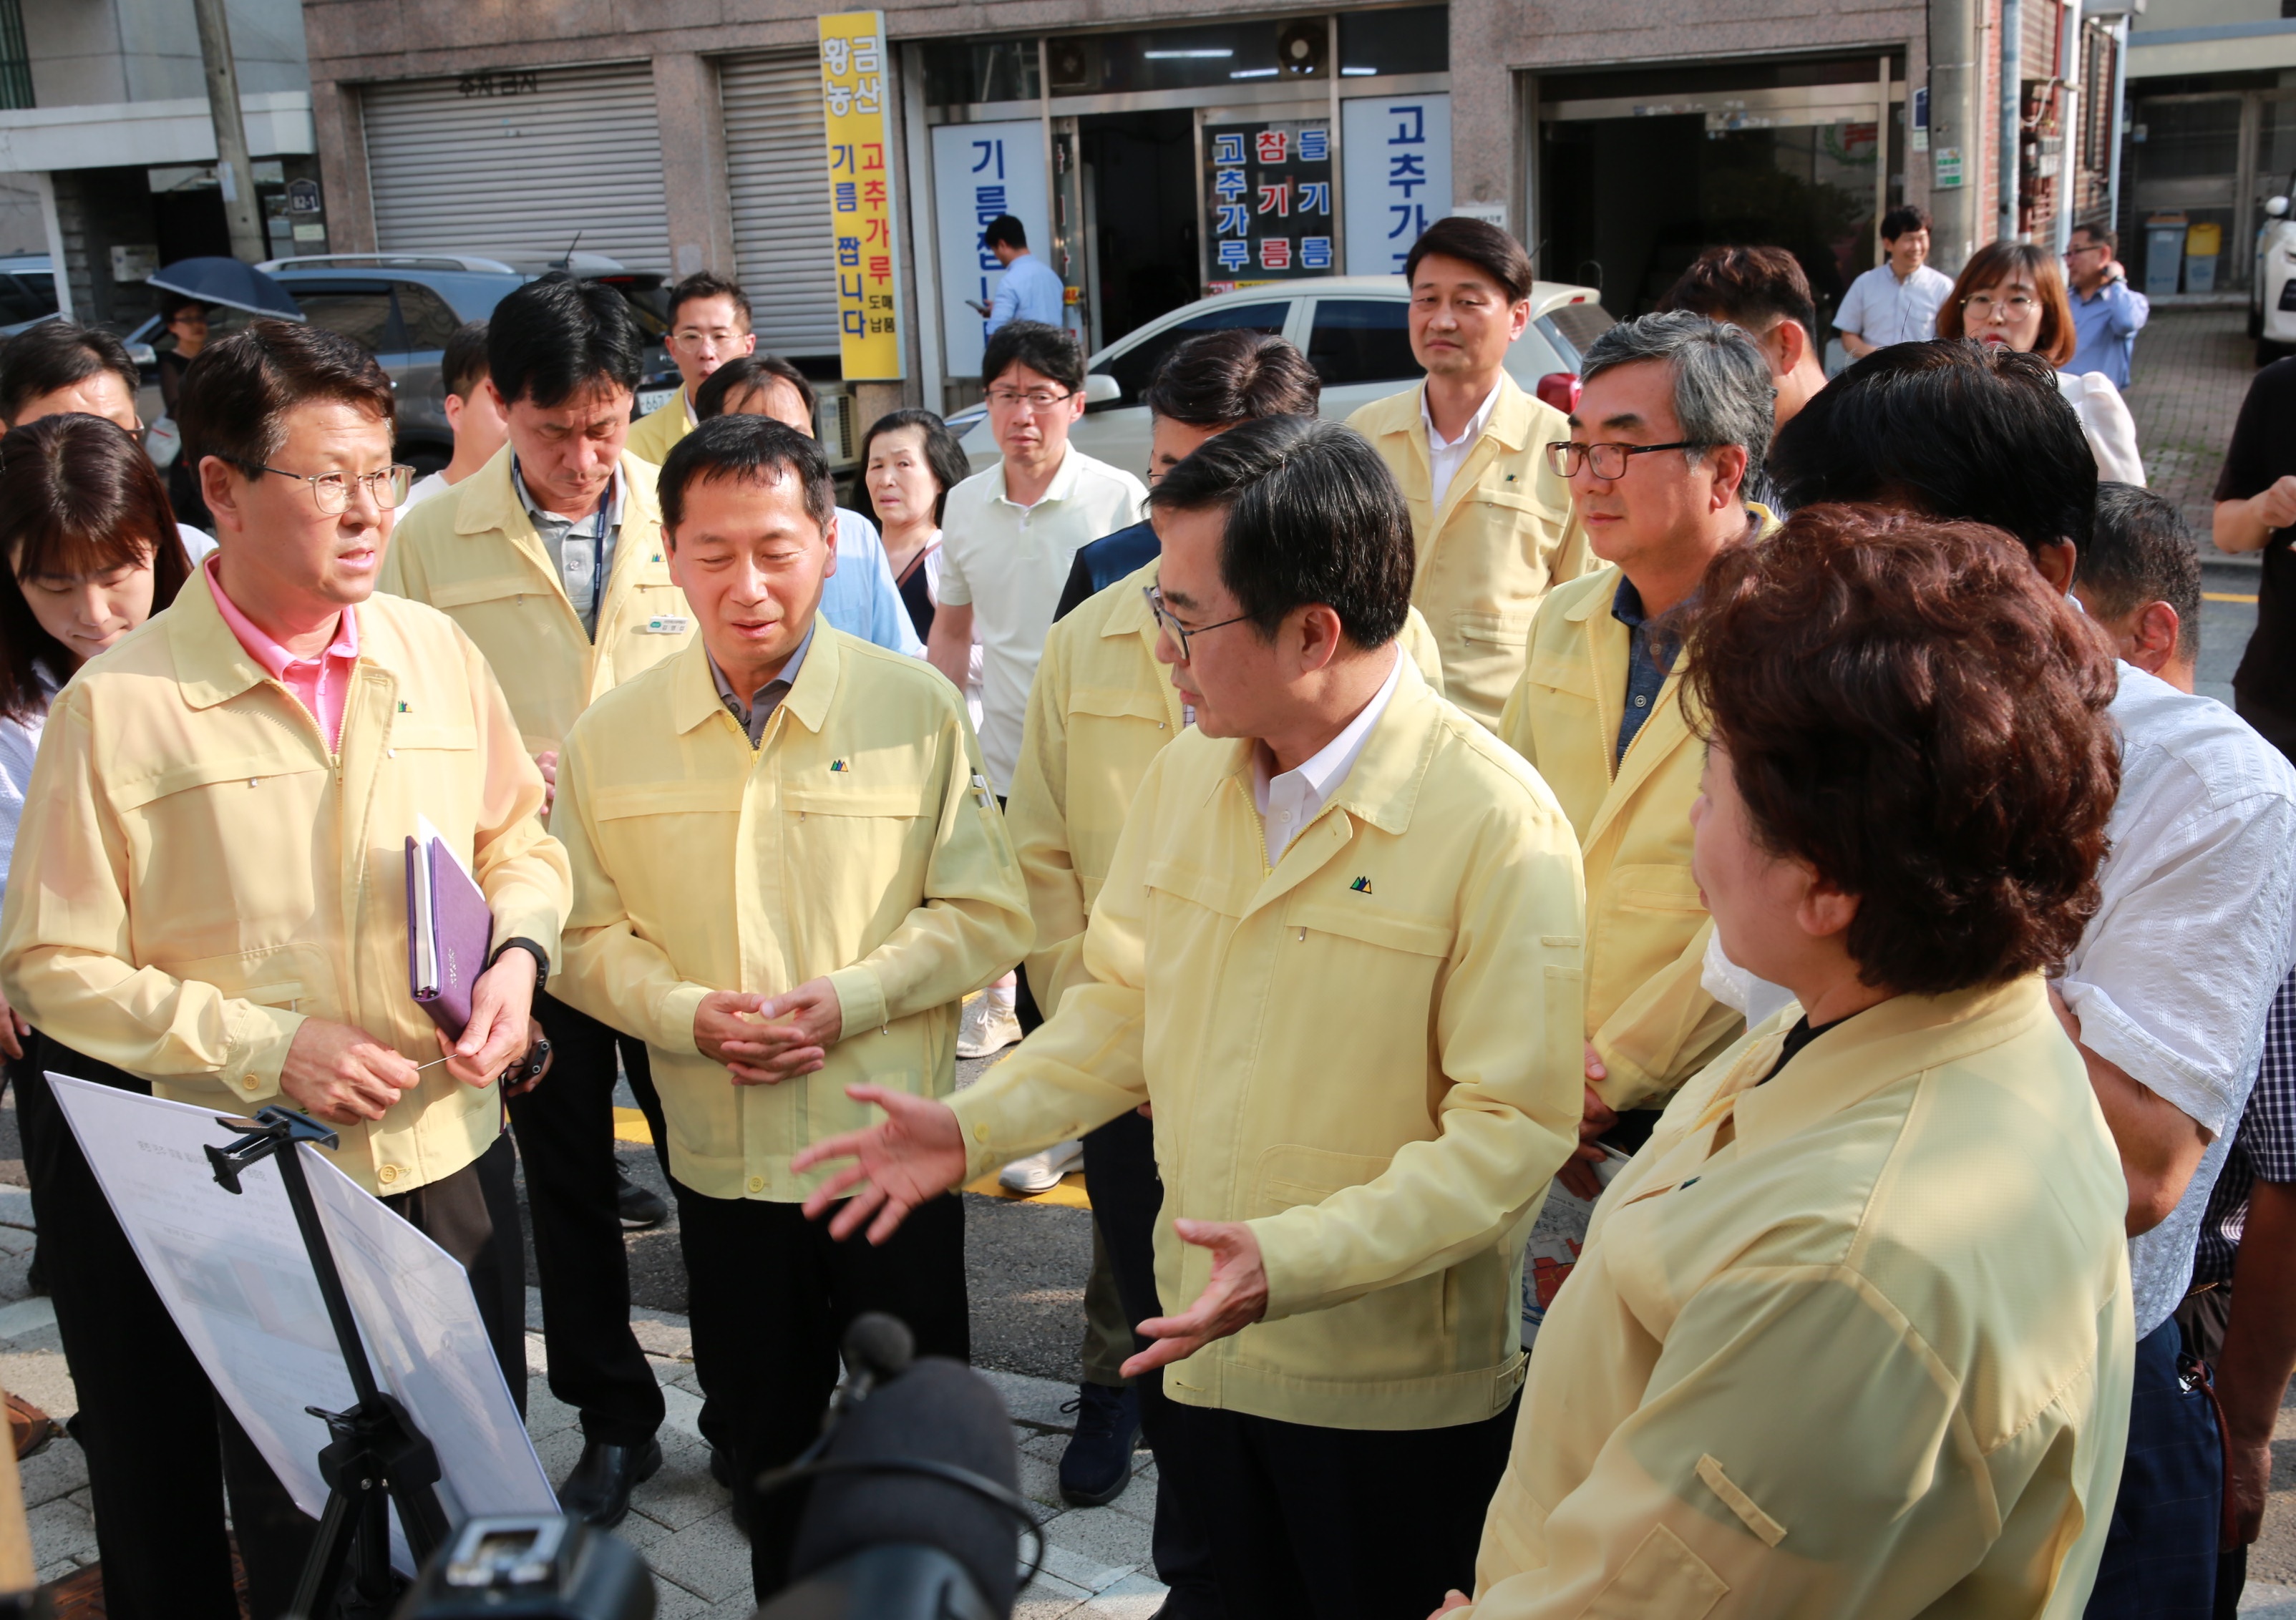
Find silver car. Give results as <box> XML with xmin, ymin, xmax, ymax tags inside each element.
<box><xmin>950</xmin><ymin>276</ymin><xmax>1615</xmax><ymax>480</ymax></box>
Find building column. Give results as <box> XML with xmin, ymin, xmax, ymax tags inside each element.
<box><xmin>31</xmin><ymin>172</ymin><xmax>68</xmax><ymax>318</ymax></box>
<box><xmin>653</xmin><ymin>53</ymin><xmax>735</xmax><ymax>280</ymax></box>
<box><xmin>310</xmin><ymin>78</ymin><xmax>374</xmax><ymax>253</ymax></box>
<box><xmin>1448</xmin><ymin>0</ymin><xmax>1517</xmax><ymax>231</ymax></box>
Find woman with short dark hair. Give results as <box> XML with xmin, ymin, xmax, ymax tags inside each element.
<box><xmin>856</xmin><ymin>406</ymin><xmax>971</xmax><ymax>642</ymax></box>
<box><xmin>1447</xmin><ymin>505</ymin><xmax>2136</xmax><ymax>1619</ymax></box>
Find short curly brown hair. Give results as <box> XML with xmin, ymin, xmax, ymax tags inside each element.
<box><xmin>1684</xmin><ymin>504</ymin><xmax>2120</xmax><ymax>995</ymax></box>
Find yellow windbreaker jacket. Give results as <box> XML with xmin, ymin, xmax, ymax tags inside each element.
<box><xmin>0</xmin><ymin>584</ymin><xmax>569</xmax><ymax>1194</ymax></box>
<box><xmin>1464</xmin><ymin>978</ymin><xmax>2134</xmax><ymax>1619</ymax></box>
<box><xmin>623</xmin><ymin>391</ymin><xmax>693</xmax><ymax>467</ymax></box>
<box><xmin>377</xmin><ymin>447</ymin><xmax>693</xmax><ymax>756</ymax></box>
<box><xmin>949</xmin><ymin>658</ymin><xmax>1585</xmax><ymax>1430</ymax></box>
<box><xmin>1004</xmin><ymin>557</ymin><xmax>1449</xmax><ymax>1014</ymax></box>
<box><xmin>1346</xmin><ymin>374</ymin><xmax>1589</xmax><ymax>728</ymax></box>
<box><xmin>550</xmin><ymin>628</ymin><xmax>1033</xmax><ymax>1201</ymax></box>
<box><xmin>1495</xmin><ymin>530</ymin><xmax>1776</xmax><ymax>1113</ymax></box>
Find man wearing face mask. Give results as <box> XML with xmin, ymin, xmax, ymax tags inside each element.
<box><xmin>549</xmin><ymin>414</ymin><xmax>1030</xmax><ymax>1601</ymax></box>
<box><xmin>379</xmin><ymin>273</ymin><xmax>688</xmax><ymax>1526</ymax></box>
<box><xmin>796</xmin><ymin>415</ymin><xmax>1586</xmax><ymax>1620</ymax></box>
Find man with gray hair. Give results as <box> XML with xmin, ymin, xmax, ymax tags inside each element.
<box><xmin>1497</xmin><ymin>312</ymin><xmax>1777</xmax><ymax>1213</ymax></box>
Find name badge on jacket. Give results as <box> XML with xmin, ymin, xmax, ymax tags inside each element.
<box><xmin>643</xmin><ymin>616</ymin><xmax>690</xmax><ymax>635</ymax></box>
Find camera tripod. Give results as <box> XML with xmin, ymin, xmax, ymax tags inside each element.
<box><xmin>207</xmin><ymin>1107</ymin><xmax>452</xmax><ymax>1617</ymax></box>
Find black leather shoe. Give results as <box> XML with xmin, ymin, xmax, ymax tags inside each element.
<box><xmin>709</xmin><ymin>1443</ymin><xmax>736</xmax><ymax>1489</ymax></box>
<box><xmin>617</xmin><ymin>1174</ymin><xmax>668</xmax><ymax>1231</ymax></box>
<box><xmin>556</xmin><ymin>1436</ymin><xmax>662</xmax><ymax>1528</ymax></box>
<box><xmin>1057</xmin><ymin>1381</ymin><xmax>1140</xmax><ymax>1506</ymax></box>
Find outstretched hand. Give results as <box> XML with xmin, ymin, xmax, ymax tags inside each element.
<box><xmin>1119</xmin><ymin>1217</ymin><xmax>1270</xmax><ymax>1378</ymax></box>
<box><xmin>790</xmin><ymin>1085</ymin><xmax>968</xmax><ymax>1243</ymax></box>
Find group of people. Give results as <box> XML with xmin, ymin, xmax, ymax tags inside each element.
<box><xmin>0</xmin><ymin>201</ymin><xmax>2277</xmax><ymax>1620</ymax></box>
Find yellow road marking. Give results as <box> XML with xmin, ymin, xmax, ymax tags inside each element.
<box><xmin>2207</xmin><ymin>592</ymin><xmax>2259</xmax><ymax>604</ymax></box>
<box><xmin>612</xmin><ymin>1106</ymin><xmax>653</xmax><ymax>1145</ymax></box>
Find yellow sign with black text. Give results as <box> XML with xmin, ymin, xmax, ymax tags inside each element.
<box><xmin>818</xmin><ymin>11</ymin><xmax>904</xmax><ymax>380</ymax></box>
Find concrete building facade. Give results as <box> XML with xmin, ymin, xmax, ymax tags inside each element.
<box><xmin>298</xmin><ymin>0</ymin><xmax>2121</xmax><ymax>409</ymax></box>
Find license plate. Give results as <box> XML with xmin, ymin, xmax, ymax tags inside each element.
<box><xmin>636</xmin><ymin>387</ymin><xmax>676</xmax><ymax>416</ymax></box>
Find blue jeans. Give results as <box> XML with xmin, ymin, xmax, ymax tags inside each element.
<box><xmin>2085</xmin><ymin>1316</ymin><xmax>2223</xmax><ymax>1618</ymax></box>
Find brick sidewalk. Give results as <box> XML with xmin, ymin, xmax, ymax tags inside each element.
<box><xmin>2122</xmin><ymin>306</ymin><xmax>2256</xmax><ymax>534</ymax></box>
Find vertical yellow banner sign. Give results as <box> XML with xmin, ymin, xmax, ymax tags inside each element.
<box><xmin>818</xmin><ymin>11</ymin><xmax>904</xmax><ymax>380</ymax></box>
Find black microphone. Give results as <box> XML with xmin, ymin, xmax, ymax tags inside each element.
<box><xmin>824</xmin><ymin>1313</ymin><xmax>913</xmax><ymax>1425</ymax></box>
<box><xmin>768</xmin><ymin>1354</ymin><xmax>1026</xmax><ymax>1618</ymax></box>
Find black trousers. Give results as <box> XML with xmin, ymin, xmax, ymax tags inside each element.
<box><xmin>513</xmin><ymin>990</ymin><xmax>669</xmax><ymax>1447</ymax></box>
<box><xmin>1081</xmin><ymin>1108</ymin><xmax>1225</xmax><ymax>1616</ymax></box>
<box><xmin>21</xmin><ymin>1040</ymin><xmax>527</xmax><ymax>1620</ymax></box>
<box><xmin>1153</xmin><ymin>1390</ymin><xmax>1520</xmax><ymax>1620</ymax></box>
<box><xmin>671</xmin><ymin>1181</ymin><xmax>969</xmax><ymax>1601</ymax></box>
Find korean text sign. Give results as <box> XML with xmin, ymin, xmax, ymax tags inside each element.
<box><xmin>1204</xmin><ymin>119</ymin><xmax>1335</xmax><ymax>290</ymax></box>
<box><xmin>1341</xmin><ymin>95</ymin><xmax>1452</xmax><ymax>276</ymax></box>
<box><xmin>819</xmin><ymin>11</ymin><xmax>904</xmax><ymax>379</ymax></box>
<box><xmin>930</xmin><ymin>120</ymin><xmax>1049</xmax><ymax>378</ymax></box>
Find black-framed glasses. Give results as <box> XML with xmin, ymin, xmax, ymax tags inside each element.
<box><xmin>1143</xmin><ymin>582</ymin><xmax>1248</xmax><ymax>662</ymax></box>
<box><xmin>1545</xmin><ymin>440</ymin><xmax>1708</xmax><ymax>480</ymax></box>
<box><xmin>237</xmin><ymin>462</ymin><xmax>416</xmax><ymax>514</ymax></box>
<box><xmin>985</xmin><ymin>386</ymin><xmax>1074</xmax><ymax>411</ymax></box>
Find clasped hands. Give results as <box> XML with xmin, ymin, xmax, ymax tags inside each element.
<box><xmin>277</xmin><ymin>952</ymin><xmax>546</xmax><ymax>1126</ymax></box>
<box><xmin>790</xmin><ymin>1085</ymin><xmax>1270</xmax><ymax>1376</ymax></box>
<box><xmin>694</xmin><ymin>979</ymin><xmax>844</xmax><ymax>1084</ymax></box>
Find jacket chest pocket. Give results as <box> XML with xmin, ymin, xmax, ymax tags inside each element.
<box><xmin>782</xmin><ymin>786</ymin><xmax>929</xmax><ymax>952</ymax></box>
<box><xmin>1270</xmin><ymin>898</ymin><xmax>1454</xmax><ymax>1093</ymax></box>
<box><xmin>1588</xmin><ymin>862</ymin><xmax>1708</xmax><ymax>1030</ymax></box>
<box><xmin>428</xmin><ymin>575</ymin><xmax>541</xmax><ymax>613</ymax></box>
<box><xmin>592</xmin><ymin>779</ymin><xmax>744</xmax><ymax>932</ymax></box>
<box><xmin>113</xmin><ymin>750</ymin><xmax>334</xmax><ymax>964</ymax></box>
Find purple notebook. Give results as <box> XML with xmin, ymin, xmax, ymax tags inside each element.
<box><xmin>407</xmin><ymin>829</ymin><xmax>493</xmax><ymax>1040</ymax></box>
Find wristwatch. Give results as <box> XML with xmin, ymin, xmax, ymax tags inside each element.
<box><xmin>490</xmin><ymin>937</ymin><xmax>550</xmax><ymax>992</ymax></box>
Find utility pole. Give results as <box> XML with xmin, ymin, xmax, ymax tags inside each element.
<box><xmin>1929</xmin><ymin>0</ymin><xmax>1982</xmax><ymax>270</ymax></box>
<box><xmin>2000</xmin><ymin>0</ymin><xmax>2025</xmax><ymax>241</ymax></box>
<box><xmin>191</xmin><ymin>0</ymin><xmax>266</xmax><ymax>263</ymax></box>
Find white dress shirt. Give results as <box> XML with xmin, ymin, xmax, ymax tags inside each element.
<box><xmin>1251</xmin><ymin>648</ymin><xmax>1404</xmax><ymax>864</ymax></box>
<box><xmin>1421</xmin><ymin>382</ymin><xmax>1502</xmax><ymax>509</ymax></box>
<box><xmin>1834</xmin><ymin>261</ymin><xmax>1956</xmax><ymax>346</ymax></box>
<box><xmin>1703</xmin><ymin>664</ymin><xmax>2296</xmax><ymax>1334</ymax></box>
<box><xmin>935</xmin><ymin>444</ymin><xmax>1149</xmax><ymax>792</ymax></box>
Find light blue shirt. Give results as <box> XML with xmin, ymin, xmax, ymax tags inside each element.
<box><xmin>822</xmin><ymin>507</ymin><xmax>925</xmax><ymax>657</ymax></box>
<box><xmin>2066</xmin><ymin>278</ymin><xmax>2150</xmax><ymax>389</ymax></box>
<box><xmin>987</xmin><ymin>253</ymin><xmax>1066</xmax><ymax>331</ymax></box>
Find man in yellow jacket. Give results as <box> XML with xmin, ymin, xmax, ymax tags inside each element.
<box><xmin>0</xmin><ymin>323</ymin><xmax>568</xmax><ymax>1618</ymax></box>
<box><xmin>1497</xmin><ymin>313</ymin><xmax>1778</xmax><ymax>1210</ymax></box>
<box><xmin>797</xmin><ymin>416</ymin><xmax>1585</xmax><ymax>1620</ymax></box>
<box><xmin>550</xmin><ymin>414</ymin><xmax>1031</xmax><ymax>1601</ymax></box>
<box><xmin>1346</xmin><ymin>217</ymin><xmax>1587</xmax><ymax>727</ymax></box>
<box><xmin>624</xmin><ymin>273</ymin><xmax>756</xmax><ymax>467</ymax></box>
<box><xmin>376</xmin><ymin>274</ymin><xmax>689</xmax><ymax>1523</ymax></box>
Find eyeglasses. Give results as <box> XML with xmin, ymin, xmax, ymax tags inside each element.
<box><xmin>1544</xmin><ymin>440</ymin><xmax>1708</xmax><ymax>480</ymax></box>
<box><xmin>1962</xmin><ymin>293</ymin><xmax>2039</xmax><ymax>318</ymax></box>
<box><xmin>1143</xmin><ymin>582</ymin><xmax>1249</xmax><ymax>662</ymax></box>
<box><xmin>238</xmin><ymin>462</ymin><xmax>416</xmax><ymax>514</ymax></box>
<box><xmin>2064</xmin><ymin>243</ymin><xmax>2108</xmax><ymax>258</ymax></box>
<box><xmin>986</xmin><ymin>386</ymin><xmax>1075</xmax><ymax>412</ymax></box>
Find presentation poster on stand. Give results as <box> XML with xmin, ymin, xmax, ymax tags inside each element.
<box><xmin>50</xmin><ymin>1078</ymin><xmax>554</xmax><ymax>1566</ymax></box>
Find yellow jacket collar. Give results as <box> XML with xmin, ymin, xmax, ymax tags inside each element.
<box><xmin>668</xmin><ymin>618</ymin><xmax>845</xmax><ymax>738</ymax></box>
<box><xmin>1203</xmin><ymin>653</ymin><xmax>1439</xmax><ymax>841</ymax></box>
<box><xmin>1558</xmin><ymin>504</ymin><xmax>1779</xmax><ymax>627</ymax></box>
<box><xmin>452</xmin><ymin>445</ymin><xmax>664</xmax><ymax>542</ymax></box>
<box><xmin>1099</xmin><ymin>560</ymin><xmax>1161</xmax><ymax>642</ymax></box>
<box><xmin>1717</xmin><ymin>975</ymin><xmax>2055</xmax><ymax>1156</ymax></box>
<box><xmin>165</xmin><ymin>565</ymin><xmax>283</xmax><ymax>710</ymax></box>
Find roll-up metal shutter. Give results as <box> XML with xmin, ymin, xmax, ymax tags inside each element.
<box><xmin>361</xmin><ymin>62</ymin><xmax>672</xmax><ymax>274</ymax></box>
<box><xmin>719</xmin><ymin>52</ymin><xmax>840</xmax><ymax>357</ymax></box>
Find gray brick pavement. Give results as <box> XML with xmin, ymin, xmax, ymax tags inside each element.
<box><xmin>2124</xmin><ymin>306</ymin><xmax>2258</xmax><ymax>535</ymax></box>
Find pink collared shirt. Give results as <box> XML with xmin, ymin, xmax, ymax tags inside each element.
<box><xmin>204</xmin><ymin>555</ymin><xmax>360</xmax><ymax>751</ymax></box>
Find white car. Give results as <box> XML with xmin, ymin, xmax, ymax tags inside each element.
<box><xmin>2253</xmin><ymin>188</ymin><xmax>2296</xmax><ymax>364</ymax></box>
<box><xmin>950</xmin><ymin>276</ymin><xmax>1615</xmax><ymax>480</ymax></box>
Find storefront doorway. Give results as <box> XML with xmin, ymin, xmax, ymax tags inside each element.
<box><xmin>2121</xmin><ymin>79</ymin><xmax>2296</xmax><ymax>293</ymax></box>
<box><xmin>1535</xmin><ymin>57</ymin><xmax>1901</xmax><ymax>327</ymax></box>
<box><xmin>1078</xmin><ymin>110</ymin><xmax>1200</xmax><ymax>352</ymax></box>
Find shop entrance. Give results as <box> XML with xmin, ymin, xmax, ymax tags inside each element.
<box><xmin>1078</xmin><ymin>109</ymin><xmax>1200</xmax><ymax>352</ymax></box>
<box><xmin>1537</xmin><ymin>58</ymin><xmax>1899</xmax><ymax>329</ymax></box>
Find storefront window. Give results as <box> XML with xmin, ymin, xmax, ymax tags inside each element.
<box><xmin>1337</xmin><ymin>6</ymin><xmax>1449</xmax><ymax>79</ymax></box>
<box><xmin>923</xmin><ymin>39</ymin><xmax>1042</xmax><ymax>107</ymax></box>
<box><xmin>1046</xmin><ymin>19</ymin><xmax>1332</xmax><ymax>96</ymax></box>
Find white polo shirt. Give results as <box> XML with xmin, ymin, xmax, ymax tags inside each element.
<box><xmin>937</xmin><ymin>444</ymin><xmax>1148</xmax><ymax>792</ymax></box>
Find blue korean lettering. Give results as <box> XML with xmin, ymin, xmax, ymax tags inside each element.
<box><xmin>1213</xmin><ymin>133</ymin><xmax>1246</xmax><ymax>165</ymax></box>
<box><xmin>1298</xmin><ymin>180</ymin><xmax>1331</xmax><ymax>215</ymax></box>
<box><xmin>1301</xmin><ymin>236</ymin><xmax>1333</xmax><ymax>270</ymax></box>
<box><xmin>1213</xmin><ymin>167</ymin><xmax>1247</xmax><ymax>203</ymax></box>
<box><xmin>838</xmin><ymin>236</ymin><xmax>861</xmax><ymax>267</ymax></box>
<box><xmin>1388</xmin><ymin>202</ymin><xmax>1429</xmax><ymax>240</ymax></box>
<box><xmin>971</xmin><ymin>140</ymin><xmax>1005</xmax><ymax>177</ymax></box>
<box><xmin>835</xmin><ymin>180</ymin><xmax>858</xmax><ymax>212</ymax></box>
<box><xmin>1388</xmin><ymin>152</ymin><xmax>1426</xmax><ymax>197</ymax></box>
<box><xmin>1388</xmin><ymin>104</ymin><xmax>1426</xmax><ymax>145</ymax></box>
<box><xmin>1216</xmin><ymin>240</ymin><xmax>1251</xmax><ymax>273</ymax></box>
<box><xmin>1215</xmin><ymin>203</ymin><xmax>1249</xmax><ymax>236</ymax></box>
<box><xmin>1299</xmin><ymin>128</ymin><xmax>1329</xmax><ymax>163</ymax></box>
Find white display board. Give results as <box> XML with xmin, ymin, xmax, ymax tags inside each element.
<box><xmin>932</xmin><ymin>119</ymin><xmax>1051</xmax><ymax>379</ymax></box>
<box><xmin>1342</xmin><ymin>94</ymin><xmax>1452</xmax><ymax>278</ymax></box>
<box><xmin>50</xmin><ymin>1077</ymin><xmax>555</xmax><ymax>1569</ymax></box>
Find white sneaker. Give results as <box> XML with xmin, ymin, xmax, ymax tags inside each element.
<box><xmin>958</xmin><ymin>994</ymin><xmax>1022</xmax><ymax>1058</ymax></box>
<box><xmin>999</xmin><ymin>1139</ymin><xmax>1084</xmax><ymax>1194</ymax></box>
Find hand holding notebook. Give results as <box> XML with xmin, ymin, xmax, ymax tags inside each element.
<box><xmin>406</xmin><ymin>817</ymin><xmax>494</xmax><ymax>1042</ymax></box>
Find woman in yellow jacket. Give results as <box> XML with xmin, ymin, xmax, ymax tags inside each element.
<box><xmin>1441</xmin><ymin>508</ymin><xmax>2134</xmax><ymax>1619</ymax></box>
